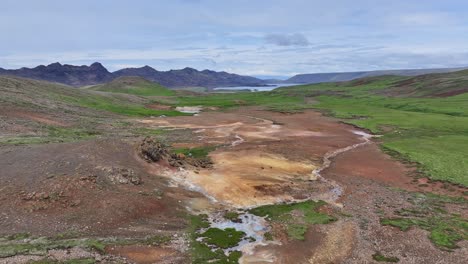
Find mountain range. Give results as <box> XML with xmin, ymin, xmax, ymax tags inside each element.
<box><xmin>284</xmin><ymin>67</ymin><xmax>468</xmax><ymax>84</ymax></box>
<box><xmin>0</xmin><ymin>62</ymin><xmax>266</xmax><ymax>88</ymax></box>
<box><xmin>1</xmin><ymin>62</ymin><xmax>467</xmax><ymax>88</ymax></box>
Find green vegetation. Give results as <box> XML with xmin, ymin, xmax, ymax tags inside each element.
<box><xmin>134</xmin><ymin>127</ymin><xmax>166</xmax><ymax>135</ymax></box>
<box><xmin>155</xmin><ymin>91</ymin><xmax>312</xmax><ymax>113</ymax></box>
<box><xmin>249</xmin><ymin>200</ymin><xmax>336</xmax><ymax>240</ymax></box>
<box><xmin>61</xmin><ymin>93</ymin><xmax>188</xmax><ymax>117</ymax></box>
<box><xmin>91</xmin><ymin>76</ymin><xmax>176</xmax><ymax>96</ymax></box>
<box><xmin>383</xmin><ymin>69</ymin><xmax>468</xmax><ymax>97</ymax></box>
<box><xmin>0</xmin><ymin>238</ymin><xmax>101</xmax><ymax>258</ymax></box>
<box><xmin>224</xmin><ymin>211</ymin><xmax>240</xmax><ymax>222</ymax></box>
<box><xmin>173</xmin><ymin>146</ymin><xmax>216</xmax><ymax>159</ymax></box>
<box><xmin>263</xmin><ymin>232</ymin><xmax>273</xmax><ymax>241</ymax></box>
<box><xmin>380</xmin><ymin>192</ymin><xmax>467</xmax><ymax>250</ymax></box>
<box><xmin>200</xmin><ymin>228</ymin><xmax>246</xmax><ymax>249</ymax></box>
<box><xmin>372</xmin><ymin>252</ymin><xmax>399</xmax><ymax>262</ymax></box>
<box><xmin>312</xmin><ymin>95</ymin><xmax>468</xmax><ymax>186</ymax></box>
<box><xmin>188</xmin><ymin>215</ymin><xmax>243</xmax><ymax>264</ymax></box>
<box><xmin>270</xmin><ymin>76</ymin><xmax>468</xmax><ymax>186</ymax></box>
<box><xmin>0</xmin><ymin>234</ymin><xmax>170</xmax><ymax>258</ymax></box>
<box><xmin>0</xmin><ymin>126</ymin><xmax>99</xmax><ymax>145</ymax></box>
<box><xmin>29</xmin><ymin>258</ymin><xmax>96</xmax><ymax>264</ymax></box>
<box><xmin>6</xmin><ymin>233</ymin><xmax>31</xmax><ymax>241</ymax></box>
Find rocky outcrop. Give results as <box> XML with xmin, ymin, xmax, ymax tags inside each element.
<box><xmin>137</xmin><ymin>137</ymin><xmax>213</xmax><ymax>169</ymax></box>
<box><xmin>138</xmin><ymin>137</ymin><xmax>170</xmax><ymax>162</ymax></box>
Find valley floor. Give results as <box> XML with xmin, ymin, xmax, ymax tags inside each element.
<box><xmin>0</xmin><ymin>106</ymin><xmax>466</xmax><ymax>263</ymax></box>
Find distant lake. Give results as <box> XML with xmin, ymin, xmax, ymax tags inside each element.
<box><xmin>213</xmin><ymin>83</ymin><xmax>299</xmax><ymax>92</ymax></box>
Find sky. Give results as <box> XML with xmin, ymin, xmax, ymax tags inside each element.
<box><xmin>1</xmin><ymin>0</ymin><xmax>468</xmax><ymax>79</ymax></box>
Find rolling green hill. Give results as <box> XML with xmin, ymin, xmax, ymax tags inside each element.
<box><xmin>89</xmin><ymin>76</ymin><xmax>176</xmax><ymax>96</ymax></box>
<box><xmin>0</xmin><ymin>76</ymin><xmax>184</xmax><ymax>118</ymax></box>
<box><xmin>380</xmin><ymin>69</ymin><xmax>468</xmax><ymax>97</ymax></box>
<box><xmin>273</xmin><ymin>71</ymin><xmax>468</xmax><ymax>186</ymax></box>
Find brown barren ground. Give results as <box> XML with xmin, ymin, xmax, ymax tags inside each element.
<box><xmin>0</xmin><ymin>106</ymin><xmax>466</xmax><ymax>263</ymax></box>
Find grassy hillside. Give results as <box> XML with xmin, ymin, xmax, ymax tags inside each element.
<box><xmin>0</xmin><ymin>76</ymin><xmax>184</xmax><ymax>117</ymax></box>
<box><xmin>274</xmin><ymin>72</ymin><xmax>468</xmax><ymax>186</ymax></box>
<box><xmin>0</xmin><ymin>76</ymin><xmax>188</xmax><ymax>145</ymax></box>
<box><xmin>90</xmin><ymin>76</ymin><xmax>176</xmax><ymax>96</ymax></box>
<box><xmin>380</xmin><ymin>69</ymin><xmax>468</xmax><ymax>97</ymax></box>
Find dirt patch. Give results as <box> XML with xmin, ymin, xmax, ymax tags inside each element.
<box><xmin>106</xmin><ymin>245</ymin><xmax>182</xmax><ymax>264</ymax></box>
<box><xmin>325</xmin><ymin>142</ymin><xmax>466</xmax><ymax>197</ymax></box>
<box><xmin>0</xmin><ymin>138</ymin><xmax>190</xmax><ymax>237</ymax></box>
<box><xmin>307</xmin><ymin>221</ymin><xmax>355</xmax><ymax>263</ymax></box>
<box><xmin>0</xmin><ymin>108</ymin><xmax>69</xmax><ymax>127</ymax></box>
<box><xmin>145</xmin><ymin>103</ymin><xmax>173</xmax><ymax>110</ymax></box>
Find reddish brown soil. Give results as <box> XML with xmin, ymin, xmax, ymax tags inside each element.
<box><xmin>0</xmin><ymin>138</ymin><xmax>197</xmax><ymax>237</ymax></box>
<box><xmin>0</xmin><ymin>107</ymin><xmax>69</xmax><ymax>127</ymax></box>
<box><xmin>433</xmin><ymin>88</ymin><xmax>468</xmax><ymax>97</ymax></box>
<box><xmin>327</xmin><ymin>142</ymin><xmax>466</xmax><ymax>198</ymax></box>
<box><xmin>106</xmin><ymin>245</ymin><xmax>181</xmax><ymax>264</ymax></box>
<box><xmin>146</xmin><ymin>104</ymin><xmax>173</xmax><ymax>110</ymax></box>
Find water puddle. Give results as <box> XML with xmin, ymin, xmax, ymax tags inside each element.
<box><xmin>175</xmin><ymin>106</ymin><xmax>203</xmax><ymax>114</ymax></box>
<box><xmin>208</xmin><ymin>211</ymin><xmax>271</xmax><ymax>255</ymax></box>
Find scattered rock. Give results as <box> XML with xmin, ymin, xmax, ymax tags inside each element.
<box><xmin>101</xmin><ymin>167</ymin><xmax>142</xmax><ymax>185</ymax></box>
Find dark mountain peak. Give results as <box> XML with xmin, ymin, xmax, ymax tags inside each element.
<box><xmin>47</xmin><ymin>62</ymin><xmax>63</xmax><ymax>68</ymax></box>
<box><xmin>34</xmin><ymin>65</ymin><xmax>47</xmax><ymax>69</ymax></box>
<box><xmin>201</xmin><ymin>69</ymin><xmax>216</xmax><ymax>74</ymax></box>
<box><xmin>141</xmin><ymin>65</ymin><xmax>155</xmax><ymax>70</ymax></box>
<box><xmin>90</xmin><ymin>62</ymin><xmax>108</xmax><ymax>71</ymax></box>
<box><xmin>181</xmin><ymin>67</ymin><xmax>198</xmax><ymax>73</ymax></box>
<box><xmin>113</xmin><ymin>65</ymin><xmax>159</xmax><ymax>78</ymax></box>
<box><xmin>0</xmin><ymin>62</ymin><xmax>113</xmax><ymax>86</ymax></box>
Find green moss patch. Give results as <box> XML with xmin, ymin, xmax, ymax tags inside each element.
<box><xmin>249</xmin><ymin>200</ymin><xmax>336</xmax><ymax>240</ymax></box>
<box><xmin>0</xmin><ymin>234</ymin><xmax>170</xmax><ymax>258</ymax></box>
<box><xmin>188</xmin><ymin>215</ymin><xmax>243</xmax><ymax>264</ymax></box>
<box><xmin>380</xmin><ymin>193</ymin><xmax>467</xmax><ymax>250</ymax></box>
<box><xmin>372</xmin><ymin>252</ymin><xmax>399</xmax><ymax>262</ymax></box>
<box><xmin>199</xmin><ymin>228</ymin><xmax>246</xmax><ymax>249</ymax></box>
<box><xmin>172</xmin><ymin>146</ymin><xmax>216</xmax><ymax>159</ymax></box>
<box><xmin>223</xmin><ymin>212</ymin><xmax>240</xmax><ymax>222</ymax></box>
